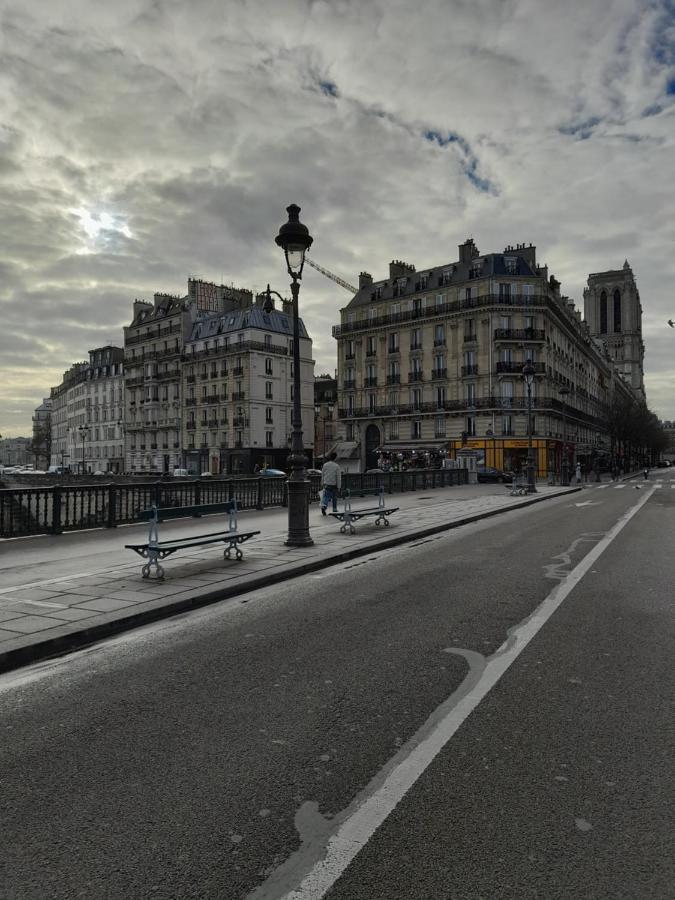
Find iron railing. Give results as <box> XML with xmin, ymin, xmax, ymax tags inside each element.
<box><xmin>0</xmin><ymin>468</ymin><xmax>468</xmax><ymax>538</ymax></box>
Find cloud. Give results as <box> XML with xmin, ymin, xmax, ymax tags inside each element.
<box><xmin>0</xmin><ymin>0</ymin><xmax>674</xmax><ymax>436</ymax></box>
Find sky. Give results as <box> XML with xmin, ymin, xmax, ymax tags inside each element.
<box><xmin>1</xmin><ymin>0</ymin><xmax>674</xmax><ymax>437</ymax></box>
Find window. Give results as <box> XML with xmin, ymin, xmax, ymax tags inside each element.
<box><xmin>500</xmin><ymin>315</ymin><xmax>511</xmax><ymax>331</ymax></box>
<box><xmin>464</xmin><ymin>287</ymin><xmax>472</xmax><ymax>301</ymax></box>
<box><xmin>505</xmin><ymin>256</ymin><xmax>517</xmax><ymax>274</ymax></box>
<box><xmin>522</xmin><ymin>284</ymin><xmax>534</xmax><ymax>302</ymax></box>
<box><xmin>613</xmin><ymin>289</ymin><xmax>622</xmax><ymax>332</ymax></box>
<box><xmin>524</xmin><ymin>316</ymin><xmax>534</xmax><ymax>330</ymax></box>
<box><xmin>411</xmin><ymin>328</ymin><xmax>422</xmax><ymax>349</ymax></box>
<box><xmin>436</xmin><ymin>386</ymin><xmax>446</xmax><ymax>407</ymax></box>
<box><xmin>435</xmin><ymin>417</ymin><xmax>446</xmax><ymax>437</ymax></box>
<box><xmin>501</xmin><ymin>381</ymin><xmax>513</xmax><ymax>407</ymax></box>
<box><xmin>442</xmin><ymin>270</ymin><xmax>452</xmax><ymax>285</ymax></box>
<box><xmin>464</xmin><ymin>350</ymin><xmax>476</xmax><ymax>367</ymax></box>
<box><xmin>346</xmin><ymin>422</ymin><xmax>354</xmax><ymax>441</ymax></box>
<box><xmin>466</xmin><ymin>415</ymin><xmax>476</xmax><ymax>436</ymax></box>
<box><xmin>389</xmin><ymin>391</ymin><xmax>399</xmax><ymax>409</ymax></box>
<box><xmin>419</xmin><ymin>275</ymin><xmax>428</xmax><ymax>290</ymax></box>
<box><xmin>464</xmin><ymin>318</ymin><xmax>476</xmax><ymax>340</ymax></box>
<box><xmin>388</xmin><ymin>333</ymin><xmax>399</xmax><ymax>353</ymax></box>
<box><xmin>498</xmin><ymin>283</ymin><xmax>511</xmax><ymax>301</ymax></box>
<box><xmin>266</xmin><ymin>431</ymin><xmax>273</xmax><ymax>448</ymax></box>
<box><xmin>436</xmin><ymin>293</ymin><xmax>446</xmax><ymax>308</ymax></box>
<box><xmin>465</xmin><ymin>383</ymin><xmax>476</xmax><ymax>406</ymax></box>
<box><xmin>265</xmin><ymin>358</ymin><xmax>273</xmax><ymax>375</ymax></box>
<box><xmin>263</xmin><ymin>334</ymin><xmax>271</xmax><ymax>348</ymax></box>
<box><xmin>434</xmin><ymin>324</ymin><xmax>445</xmax><ymax>345</ymax></box>
<box><xmin>413</xmin><ymin>297</ymin><xmax>423</xmax><ymax>315</ymax></box>
<box><xmin>388</xmin><ymin>420</ymin><xmax>399</xmax><ymax>439</ymax></box>
<box><xmin>366</xmin><ymin>336</ymin><xmax>376</xmax><ymax>355</ymax></box>
<box><xmin>412</xmin><ymin>420</ymin><xmax>422</xmax><ymax>439</ymax></box>
<box><xmin>600</xmin><ymin>291</ymin><xmax>608</xmax><ymax>333</ymax></box>
<box><xmin>368</xmin><ymin>393</ymin><xmax>376</xmax><ymax>413</ymax></box>
<box><xmin>368</xmin><ymin>307</ymin><xmax>377</xmax><ymax>322</ymax></box>
<box><xmin>411</xmin><ymin>388</ymin><xmax>422</xmax><ymax>409</ymax></box>
<box><xmin>499</xmin><ymin>348</ymin><xmax>512</xmax><ymax>363</ymax></box>
<box><xmin>347</xmin><ymin>395</ymin><xmax>354</xmax><ymax>415</ymax></box>
<box><xmin>501</xmin><ymin>415</ymin><xmax>513</xmax><ymax>435</ymax></box>
<box><xmin>265</xmin><ymin>407</ymin><xmax>273</xmax><ymax>424</ymax></box>
<box><xmin>391</xmin><ymin>303</ymin><xmax>400</xmax><ymax>317</ymax></box>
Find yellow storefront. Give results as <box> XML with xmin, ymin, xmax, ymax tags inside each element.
<box><xmin>448</xmin><ymin>437</ymin><xmax>556</xmax><ymax>479</ymax></box>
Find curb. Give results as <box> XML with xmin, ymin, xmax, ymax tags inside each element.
<box><xmin>0</xmin><ymin>487</ymin><xmax>580</xmax><ymax>676</ymax></box>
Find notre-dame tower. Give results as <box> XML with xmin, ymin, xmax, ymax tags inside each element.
<box><xmin>583</xmin><ymin>261</ymin><xmax>645</xmax><ymax>401</ymax></box>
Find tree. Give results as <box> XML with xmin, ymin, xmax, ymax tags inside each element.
<box><xmin>31</xmin><ymin>422</ymin><xmax>52</xmax><ymax>469</ymax></box>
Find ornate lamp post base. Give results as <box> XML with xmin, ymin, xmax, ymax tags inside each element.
<box><xmin>285</xmin><ymin>476</ymin><xmax>314</xmax><ymax>547</ymax></box>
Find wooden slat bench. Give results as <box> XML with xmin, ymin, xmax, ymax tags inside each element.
<box><xmin>329</xmin><ymin>487</ymin><xmax>399</xmax><ymax>535</ymax></box>
<box><xmin>125</xmin><ymin>500</ymin><xmax>260</xmax><ymax>579</ymax></box>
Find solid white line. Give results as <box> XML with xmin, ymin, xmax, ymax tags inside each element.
<box><xmin>615</xmin><ymin>484</ymin><xmax>626</xmax><ymax>489</ymax></box>
<box><xmin>277</xmin><ymin>487</ymin><xmax>656</xmax><ymax>900</ymax></box>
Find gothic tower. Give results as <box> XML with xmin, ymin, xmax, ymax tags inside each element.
<box><xmin>583</xmin><ymin>261</ymin><xmax>645</xmax><ymax>401</ymax></box>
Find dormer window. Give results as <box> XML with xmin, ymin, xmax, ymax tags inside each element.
<box><xmin>505</xmin><ymin>256</ymin><xmax>517</xmax><ymax>274</ymax></box>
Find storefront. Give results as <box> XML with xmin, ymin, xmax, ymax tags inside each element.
<box><xmin>375</xmin><ymin>441</ymin><xmax>449</xmax><ymax>471</ymax></box>
<box><xmin>447</xmin><ymin>437</ymin><xmax>556</xmax><ymax>479</ymax></box>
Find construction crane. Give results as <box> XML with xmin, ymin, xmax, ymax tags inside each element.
<box><xmin>305</xmin><ymin>253</ymin><xmax>358</xmax><ymax>294</ymax></box>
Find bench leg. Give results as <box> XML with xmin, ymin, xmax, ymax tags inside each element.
<box><xmin>375</xmin><ymin>515</ymin><xmax>390</xmax><ymax>527</ymax></box>
<box><xmin>142</xmin><ymin>547</ymin><xmax>165</xmax><ymax>580</ymax></box>
<box><xmin>224</xmin><ymin>542</ymin><xmax>243</xmax><ymax>561</ymax></box>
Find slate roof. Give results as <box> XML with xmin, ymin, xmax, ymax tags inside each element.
<box><xmin>187</xmin><ymin>305</ymin><xmax>308</xmax><ymax>343</ymax></box>
<box><xmin>346</xmin><ymin>251</ymin><xmax>539</xmax><ymax>310</ymax></box>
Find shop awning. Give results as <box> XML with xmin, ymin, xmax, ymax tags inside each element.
<box><xmin>328</xmin><ymin>441</ymin><xmax>360</xmax><ymax>460</ymax></box>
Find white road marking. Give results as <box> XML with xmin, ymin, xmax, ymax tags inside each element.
<box><xmin>615</xmin><ymin>484</ymin><xmax>626</xmax><ymax>489</ymax></box>
<box><xmin>266</xmin><ymin>487</ymin><xmax>656</xmax><ymax>900</ymax></box>
<box><xmin>574</xmin><ymin>501</ymin><xmax>600</xmax><ymax>507</ymax></box>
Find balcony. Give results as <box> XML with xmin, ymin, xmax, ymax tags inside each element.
<box><xmin>345</xmin><ymin>353</ymin><xmax>355</xmax><ymax>360</ymax></box>
<box><xmin>494</xmin><ymin>328</ymin><xmax>545</xmax><ymax>342</ymax></box>
<box><xmin>461</xmin><ymin>365</ymin><xmax>479</xmax><ymax>376</ymax></box>
<box><xmin>364</xmin><ymin>377</ymin><xmax>378</xmax><ymax>388</ymax></box>
<box><xmin>220</xmin><ymin>369</ymin><xmax>228</xmax><ymax>377</ymax></box>
<box><xmin>343</xmin><ymin>380</ymin><xmax>356</xmax><ymax>390</ymax></box>
<box><xmin>232</xmin><ymin>391</ymin><xmax>246</xmax><ymax>401</ymax></box>
<box><xmin>233</xmin><ymin>367</ymin><xmax>244</xmax><ymax>377</ymax></box>
<box><xmin>186</xmin><ymin>375</ymin><xmax>196</xmax><ymax>383</ymax></box>
<box><xmin>433</xmin><ymin>339</ymin><xmax>446</xmax><ymax>347</ymax></box>
<box><xmin>409</xmin><ymin>343</ymin><xmax>423</xmax><ymax>351</ymax></box>
<box><xmin>186</xmin><ymin>422</ymin><xmax>196</xmax><ymax>431</ymax></box>
<box><xmin>207</xmin><ymin>420</ymin><xmax>218</xmax><ymax>429</ymax></box>
<box><xmin>408</xmin><ymin>371</ymin><xmax>424</xmax><ymax>382</ymax></box>
<box><xmin>386</xmin><ymin>374</ymin><xmax>400</xmax><ymax>385</ymax></box>
<box><xmin>233</xmin><ymin>417</ymin><xmax>248</xmax><ymax>427</ymax></box>
<box><xmin>150</xmin><ymin>443</ymin><xmax>158</xmax><ymax>449</ymax></box>
<box><xmin>206</xmin><ymin>395</ymin><xmax>219</xmax><ymax>404</ymax></box>
<box><xmin>200</xmin><ymin>373</ymin><xmax>209</xmax><ymax>381</ymax></box>
<box><xmin>220</xmin><ymin>392</ymin><xmax>229</xmax><ymax>402</ymax></box>
<box><xmin>220</xmin><ymin>418</ymin><xmax>229</xmax><ymax>426</ymax></box>
<box><xmin>431</xmin><ymin>368</ymin><xmax>447</xmax><ymax>379</ymax></box>
<box><xmin>463</xmin><ymin>333</ymin><xmax>478</xmax><ymax>343</ymax></box>
<box><xmin>496</xmin><ymin>361</ymin><xmax>546</xmax><ymax>375</ymax></box>
<box><xmin>186</xmin><ymin>398</ymin><xmax>197</xmax><ymax>406</ymax></box>
<box><xmin>365</xmin><ymin>349</ymin><xmax>377</xmax><ymax>357</ymax></box>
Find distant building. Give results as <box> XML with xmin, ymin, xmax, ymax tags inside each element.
<box><xmin>31</xmin><ymin>397</ymin><xmax>52</xmax><ymax>468</ymax></box>
<box><xmin>182</xmin><ymin>292</ymin><xmax>314</xmax><ymax>474</ymax></box>
<box><xmin>50</xmin><ymin>347</ymin><xmax>124</xmax><ymax>473</ymax></box>
<box><xmin>583</xmin><ymin>261</ymin><xmax>645</xmax><ymax>401</ymax></box>
<box><xmin>0</xmin><ymin>437</ymin><xmax>32</xmax><ymax>467</ymax></box>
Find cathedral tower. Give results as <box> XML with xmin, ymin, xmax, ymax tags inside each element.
<box><xmin>583</xmin><ymin>261</ymin><xmax>645</xmax><ymax>400</ymax></box>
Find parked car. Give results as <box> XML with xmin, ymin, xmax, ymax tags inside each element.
<box><xmin>173</xmin><ymin>468</ymin><xmax>190</xmax><ymax>477</ymax></box>
<box><xmin>306</xmin><ymin>468</ymin><xmax>322</xmax><ymax>476</ymax></box>
<box><xmin>260</xmin><ymin>468</ymin><xmax>286</xmax><ymax>476</ymax></box>
<box><xmin>476</xmin><ymin>466</ymin><xmax>513</xmax><ymax>484</ymax></box>
<box><xmin>656</xmin><ymin>460</ymin><xmax>671</xmax><ymax>467</ymax></box>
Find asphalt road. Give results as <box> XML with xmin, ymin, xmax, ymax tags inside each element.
<box><xmin>1</xmin><ymin>476</ymin><xmax>673</xmax><ymax>899</ymax></box>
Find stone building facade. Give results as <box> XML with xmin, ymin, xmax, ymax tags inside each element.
<box><xmin>332</xmin><ymin>238</ymin><xmax>636</xmax><ymax>475</ymax></box>
<box><xmin>583</xmin><ymin>261</ymin><xmax>645</xmax><ymax>401</ymax></box>
<box><xmin>182</xmin><ymin>296</ymin><xmax>314</xmax><ymax>475</ymax></box>
<box><xmin>32</xmin><ymin>397</ymin><xmax>52</xmax><ymax>468</ymax></box>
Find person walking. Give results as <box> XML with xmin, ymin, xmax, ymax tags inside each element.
<box><xmin>320</xmin><ymin>452</ymin><xmax>342</xmax><ymax>515</ymax></box>
<box><xmin>575</xmin><ymin>462</ymin><xmax>582</xmax><ymax>484</ymax></box>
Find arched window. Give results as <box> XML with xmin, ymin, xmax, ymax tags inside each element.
<box><xmin>613</xmin><ymin>289</ymin><xmax>621</xmax><ymax>332</ymax></box>
<box><xmin>600</xmin><ymin>291</ymin><xmax>607</xmax><ymax>333</ymax></box>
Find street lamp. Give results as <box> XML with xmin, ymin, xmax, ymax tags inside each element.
<box><xmin>78</xmin><ymin>424</ymin><xmax>89</xmax><ymax>475</ymax></box>
<box><xmin>522</xmin><ymin>360</ymin><xmax>537</xmax><ymax>493</ymax></box>
<box><xmin>314</xmin><ymin>401</ymin><xmax>334</xmax><ymax>464</ymax></box>
<box><xmin>559</xmin><ymin>385</ymin><xmax>570</xmax><ymax>486</ymax></box>
<box><xmin>269</xmin><ymin>203</ymin><xmax>314</xmax><ymax>547</ymax></box>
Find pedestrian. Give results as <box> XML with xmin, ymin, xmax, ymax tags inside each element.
<box><xmin>575</xmin><ymin>462</ymin><xmax>582</xmax><ymax>484</ymax></box>
<box><xmin>253</xmin><ymin>462</ymin><xmax>261</xmax><ymax>474</ymax></box>
<box><xmin>320</xmin><ymin>451</ymin><xmax>342</xmax><ymax>515</ymax></box>
<box><xmin>643</xmin><ymin>466</ymin><xmax>649</xmax><ymax>480</ymax></box>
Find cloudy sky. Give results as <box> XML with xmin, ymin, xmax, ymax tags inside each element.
<box><xmin>1</xmin><ymin>0</ymin><xmax>674</xmax><ymax>437</ymax></box>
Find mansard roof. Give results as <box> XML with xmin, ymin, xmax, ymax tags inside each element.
<box><xmin>187</xmin><ymin>305</ymin><xmax>308</xmax><ymax>342</ymax></box>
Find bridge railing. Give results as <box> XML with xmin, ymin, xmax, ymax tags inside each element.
<box><xmin>0</xmin><ymin>469</ymin><xmax>467</xmax><ymax>538</ymax></box>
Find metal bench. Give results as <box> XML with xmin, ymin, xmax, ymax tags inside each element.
<box><xmin>329</xmin><ymin>487</ymin><xmax>399</xmax><ymax>535</ymax></box>
<box><xmin>125</xmin><ymin>500</ymin><xmax>260</xmax><ymax>579</ymax></box>
<box><xmin>509</xmin><ymin>475</ymin><xmax>528</xmax><ymax>496</ymax></box>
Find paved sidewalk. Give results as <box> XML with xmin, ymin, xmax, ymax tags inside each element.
<box><xmin>0</xmin><ymin>483</ymin><xmax>579</xmax><ymax>673</ymax></box>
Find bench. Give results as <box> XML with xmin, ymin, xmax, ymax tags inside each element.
<box><xmin>125</xmin><ymin>500</ymin><xmax>260</xmax><ymax>579</ymax></box>
<box><xmin>329</xmin><ymin>486</ymin><xmax>399</xmax><ymax>535</ymax></box>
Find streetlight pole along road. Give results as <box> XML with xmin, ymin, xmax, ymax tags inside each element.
<box><xmin>559</xmin><ymin>384</ymin><xmax>570</xmax><ymax>486</ymax></box>
<box><xmin>522</xmin><ymin>359</ymin><xmax>537</xmax><ymax>493</ymax></box>
<box><xmin>272</xmin><ymin>203</ymin><xmax>314</xmax><ymax>547</ymax></box>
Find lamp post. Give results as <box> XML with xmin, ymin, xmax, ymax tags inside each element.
<box><xmin>314</xmin><ymin>401</ymin><xmax>334</xmax><ymax>464</ymax></box>
<box><xmin>78</xmin><ymin>424</ymin><xmax>89</xmax><ymax>475</ymax></box>
<box><xmin>559</xmin><ymin>385</ymin><xmax>570</xmax><ymax>486</ymax></box>
<box><xmin>522</xmin><ymin>360</ymin><xmax>537</xmax><ymax>493</ymax></box>
<box><xmin>268</xmin><ymin>204</ymin><xmax>314</xmax><ymax>547</ymax></box>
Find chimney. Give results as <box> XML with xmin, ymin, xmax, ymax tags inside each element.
<box><xmin>459</xmin><ymin>238</ymin><xmax>478</xmax><ymax>265</ymax></box>
<box><xmin>359</xmin><ymin>272</ymin><xmax>373</xmax><ymax>289</ymax></box>
<box><xmin>282</xmin><ymin>299</ymin><xmax>293</xmax><ymax>317</ymax></box>
<box><xmin>133</xmin><ymin>299</ymin><xmax>152</xmax><ymax>317</ymax></box>
<box><xmin>389</xmin><ymin>259</ymin><xmax>415</xmax><ymax>279</ymax></box>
